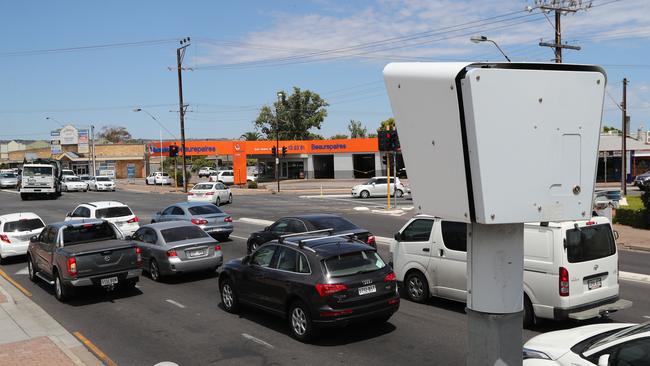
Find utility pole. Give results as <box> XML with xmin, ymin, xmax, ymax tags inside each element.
<box><xmin>621</xmin><ymin>78</ymin><xmax>628</xmax><ymax>195</ymax></box>
<box><xmin>176</xmin><ymin>37</ymin><xmax>191</xmax><ymax>192</ymax></box>
<box><xmin>276</xmin><ymin>92</ymin><xmax>284</xmax><ymax>193</ymax></box>
<box><xmin>90</xmin><ymin>125</ymin><xmax>96</xmax><ymax>176</ymax></box>
<box><xmin>533</xmin><ymin>0</ymin><xmax>590</xmax><ymax>62</ymax></box>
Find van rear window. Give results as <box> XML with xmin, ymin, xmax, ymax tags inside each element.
<box><xmin>566</xmin><ymin>224</ymin><xmax>616</xmax><ymax>263</ymax></box>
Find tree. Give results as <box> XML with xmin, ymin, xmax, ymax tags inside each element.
<box><xmin>307</xmin><ymin>132</ymin><xmax>325</xmax><ymax>140</ymax></box>
<box><xmin>603</xmin><ymin>126</ymin><xmax>622</xmax><ymax>134</ymax></box>
<box><xmin>98</xmin><ymin>126</ymin><xmax>132</xmax><ymax>143</ymax></box>
<box><xmin>347</xmin><ymin>120</ymin><xmax>367</xmax><ymax>138</ymax></box>
<box><xmin>189</xmin><ymin>156</ymin><xmax>212</xmax><ymax>172</ymax></box>
<box><xmin>377</xmin><ymin>118</ymin><xmax>395</xmax><ymax>133</ymax></box>
<box><xmin>368</xmin><ymin>132</ymin><xmax>378</xmax><ymax>138</ymax></box>
<box><xmin>330</xmin><ymin>134</ymin><xmax>348</xmax><ymax>139</ymax></box>
<box><xmin>240</xmin><ymin>131</ymin><xmax>261</xmax><ymax>141</ymax></box>
<box><xmin>254</xmin><ymin>87</ymin><xmax>328</xmax><ymax>140</ymax></box>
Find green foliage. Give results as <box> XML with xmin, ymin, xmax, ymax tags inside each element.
<box><xmin>162</xmin><ymin>160</ymin><xmax>192</xmax><ymax>186</ymax></box>
<box><xmin>377</xmin><ymin>118</ymin><xmax>395</xmax><ymax>133</ymax></box>
<box><xmin>307</xmin><ymin>132</ymin><xmax>325</xmax><ymax>140</ymax></box>
<box><xmin>603</xmin><ymin>126</ymin><xmax>622</xmax><ymax>133</ymax></box>
<box><xmin>368</xmin><ymin>132</ymin><xmax>378</xmax><ymax>138</ymax></box>
<box><xmin>240</xmin><ymin>131</ymin><xmax>261</xmax><ymax>141</ymax></box>
<box><xmin>625</xmin><ymin>196</ymin><xmax>644</xmax><ymax>210</ymax></box>
<box><xmin>189</xmin><ymin>156</ymin><xmax>212</xmax><ymax>172</ymax></box>
<box><xmin>347</xmin><ymin>120</ymin><xmax>367</xmax><ymax>138</ymax></box>
<box><xmin>247</xmin><ymin>180</ymin><xmax>258</xmax><ymax>189</ymax></box>
<box><xmin>330</xmin><ymin>134</ymin><xmax>349</xmax><ymax>139</ymax></box>
<box><xmin>98</xmin><ymin>126</ymin><xmax>132</xmax><ymax>143</ymax></box>
<box><xmin>254</xmin><ymin>87</ymin><xmax>328</xmax><ymax>140</ymax></box>
<box><xmin>614</xmin><ymin>193</ymin><xmax>650</xmax><ymax>229</ymax></box>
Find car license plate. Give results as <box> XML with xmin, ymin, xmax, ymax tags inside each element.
<box><xmin>588</xmin><ymin>278</ymin><xmax>602</xmax><ymax>290</ymax></box>
<box><xmin>188</xmin><ymin>249</ymin><xmax>205</xmax><ymax>257</ymax></box>
<box><xmin>358</xmin><ymin>285</ymin><xmax>376</xmax><ymax>295</ymax></box>
<box><xmin>101</xmin><ymin>277</ymin><xmax>118</xmax><ymax>286</ymax></box>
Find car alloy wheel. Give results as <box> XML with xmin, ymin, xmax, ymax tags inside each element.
<box><xmin>220</xmin><ymin>279</ymin><xmax>239</xmax><ymax>313</ymax></box>
<box><xmin>291</xmin><ymin>306</ymin><xmax>307</xmax><ymax>336</ymax></box>
<box><xmin>27</xmin><ymin>257</ymin><xmax>36</xmax><ymax>282</ymax></box>
<box><xmin>405</xmin><ymin>272</ymin><xmax>429</xmax><ymax>303</ymax></box>
<box><xmin>360</xmin><ymin>190</ymin><xmax>370</xmax><ymax>198</ymax></box>
<box><xmin>222</xmin><ymin>284</ymin><xmax>234</xmax><ymax>309</ymax></box>
<box><xmin>216</xmin><ymin>197</ymin><xmax>221</xmax><ymax>206</ymax></box>
<box><xmin>396</xmin><ymin>189</ymin><xmax>404</xmax><ymax>198</ymax></box>
<box><xmin>150</xmin><ymin>260</ymin><xmax>161</xmax><ymax>281</ymax></box>
<box><xmin>228</xmin><ymin>194</ymin><xmax>233</xmax><ymax>204</ymax></box>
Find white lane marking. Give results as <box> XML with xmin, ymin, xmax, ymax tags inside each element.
<box><xmin>643</xmin><ymin>316</ymin><xmax>650</xmax><ymax>319</ymax></box>
<box><xmin>0</xmin><ymin>189</ymin><xmax>20</xmax><ymax>194</ymax></box>
<box><xmin>354</xmin><ymin>207</ymin><xmax>370</xmax><ymax>211</ymax></box>
<box><xmin>15</xmin><ymin>267</ymin><xmax>29</xmax><ymax>275</ymax></box>
<box><xmin>299</xmin><ymin>194</ymin><xmax>351</xmax><ymax>198</ymax></box>
<box><xmin>619</xmin><ymin>271</ymin><xmax>650</xmax><ymax>284</ymax></box>
<box><xmin>241</xmin><ymin>333</ymin><xmax>274</xmax><ymax>349</ymax></box>
<box><xmin>165</xmin><ymin>299</ymin><xmax>186</xmax><ymax>309</ymax></box>
<box><xmin>236</xmin><ymin>218</ymin><xmax>274</xmax><ymax>226</ymax></box>
<box><xmin>230</xmin><ymin>235</ymin><xmax>248</xmax><ymax>241</ymax></box>
<box><xmin>154</xmin><ymin>362</ymin><xmax>179</xmax><ymax>366</ymax></box>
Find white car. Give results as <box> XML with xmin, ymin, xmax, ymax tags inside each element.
<box><xmin>61</xmin><ymin>169</ymin><xmax>76</xmax><ymax>178</ymax></box>
<box><xmin>188</xmin><ymin>182</ymin><xmax>233</xmax><ymax>206</ymax></box>
<box><xmin>198</xmin><ymin>167</ymin><xmax>217</xmax><ymax>178</ymax></box>
<box><xmin>65</xmin><ymin>201</ymin><xmax>140</xmax><ymax>236</ymax></box>
<box><xmin>88</xmin><ymin>176</ymin><xmax>116</xmax><ymax>191</ymax></box>
<box><xmin>209</xmin><ymin>170</ymin><xmax>234</xmax><ymax>185</ymax></box>
<box><xmin>351</xmin><ymin>176</ymin><xmax>406</xmax><ymax>198</ymax></box>
<box><xmin>523</xmin><ymin>322</ymin><xmax>650</xmax><ymax>365</ymax></box>
<box><xmin>391</xmin><ymin>215</ymin><xmax>631</xmax><ymax>327</ymax></box>
<box><xmin>60</xmin><ymin>176</ymin><xmax>88</xmax><ymax>192</ymax></box>
<box><xmin>0</xmin><ymin>213</ymin><xmax>45</xmax><ymax>263</ymax></box>
<box><xmin>146</xmin><ymin>172</ymin><xmax>172</xmax><ymax>185</ymax></box>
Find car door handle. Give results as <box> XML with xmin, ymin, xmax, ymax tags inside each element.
<box><xmin>422</xmin><ymin>248</ymin><xmax>430</xmax><ymax>252</ymax></box>
<box><xmin>439</xmin><ymin>249</ymin><xmax>444</xmax><ymax>257</ymax></box>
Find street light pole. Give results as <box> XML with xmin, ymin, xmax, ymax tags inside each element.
<box><xmin>470</xmin><ymin>35</ymin><xmax>511</xmax><ymax>62</ymax></box>
<box><xmin>176</xmin><ymin>37</ymin><xmax>191</xmax><ymax>193</ymax></box>
<box><xmin>276</xmin><ymin>91</ymin><xmax>284</xmax><ymax>193</ymax></box>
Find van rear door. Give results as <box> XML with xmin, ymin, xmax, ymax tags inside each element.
<box><xmin>562</xmin><ymin>220</ymin><xmax>618</xmax><ymax>308</ymax></box>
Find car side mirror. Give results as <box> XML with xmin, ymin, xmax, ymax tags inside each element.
<box><xmin>597</xmin><ymin>354</ymin><xmax>609</xmax><ymax>366</ymax></box>
<box><xmin>30</xmin><ymin>235</ymin><xmax>38</xmax><ymax>243</ymax></box>
<box><xmin>156</xmin><ymin>211</ymin><xmax>161</xmax><ymax>215</ymax></box>
<box><xmin>394</xmin><ymin>232</ymin><xmax>402</xmax><ymax>241</ymax></box>
<box><xmin>124</xmin><ymin>235</ymin><xmax>132</xmax><ymax>241</ymax></box>
<box><xmin>264</xmin><ymin>226</ymin><xmax>270</xmax><ymax>232</ymax></box>
<box><xmin>613</xmin><ymin>230</ymin><xmax>619</xmax><ymax>240</ymax></box>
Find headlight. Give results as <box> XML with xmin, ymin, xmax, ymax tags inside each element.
<box><xmin>522</xmin><ymin>348</ymin><xmax>551</xmax><ymax>360</ymax></box>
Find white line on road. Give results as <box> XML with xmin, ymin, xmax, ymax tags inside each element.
<box><xmin>241</xmin><ymin>333</ymin><xmax>274</xmax><ymax>349</ymax></box>
<box><xmin>619</xmin><ymin>271</ymin><xmax>650</xmax><ymax>284</ymax></box>
<box><xmin>236</xmin><ymin>218</ymin><xmax>274</xmax><ymax>226</ymax></box>
<box><xmin>643</xmin><ymin>316</ymin><xmax>650</xmax><ymax>319</ymax></box>
<box><xmin>165</xmin><ymin>299</ymin><xmax>186</xmax><ymax>309</ymax></box>
<box><xmin>230</xmin><ymin>235</ymin><xmax>249</xmax><ymax>240</ymax></box>
<box><xmin>0</xmin><ymin>189</ymin><xmax>19</xmax><ymax>194</ymax></box>
<box><xmin>15</xmin><ymin>267</ymin><xmax>29</xmax><ymax>275</ymax></box>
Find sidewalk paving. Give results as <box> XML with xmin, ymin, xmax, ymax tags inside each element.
<box><xmin>613</xmin><ymin>223</ymin><xmax>650</xmax><ymax>252</ymax></box>
<box><xmin>0</xmin><ymin>274</ymin><xmax>103</xmax><ymax>366</ymax></box>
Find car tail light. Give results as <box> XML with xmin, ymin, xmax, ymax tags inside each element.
<box><xmin>187</xmin><ymin>192</ymin><xmax>194</xmax><ymax>196</ymax></box>
<box><xmin>135</xmin><ymin>247</ymin><xmax>143</xmax><ymax>266</ymax></box>
<box><xmin>166</xmin><ymin>249</ymin><xmax>178</xmax><ymax>257</ymax></box>
<box><xmin>191</xmin><ymin>218</ymin><xmax>208</xmax><ymax>225</ymax></box>
<box><xmin>224</xmin><ymin>216</ymin><xmax>233</xmax><ymax>223</ymax></box>
<box><xmin>205</xmin><ymin>192</ymin><xmax>214</xmax><ymax>195</ymax></box>
<box><xmin>214</xmin><ymin>245</ymin><xmax>221</xmax><ymax>251</ymax></box>
<box><xmin>315</xmin><ymin>283</ymin><xmax>348</xmax><ymax>297</ymax></box>
<box><xmin>384</xmin><ymin>272</ymin><xmax>396</xmax><ymax>282</ymax></box>
<box><xmin>388</xmin><ymin>298</ymin><xmax>399</xmax><ymax>305</ymax></box>
<box><xmin>320</xmin><ymin>309</ymin><xmax>353</xmax><ymax>317</ymax></box>
<box><xmin>586</xmin><ymin>221</ymin><xmax>595</xmax><ymax>226</ymax></box>
<box><xmin>559</xmin><ymin>267</ymin><xmax>570</xmax><ymax>297</ymax></box>
<box><xmin>0</xmin><ymin>235</ymin><xmax>10</xmax><ymax>243</ymax></box>
<box><xmin>366</xmin><ymin>235</ymin><xmax>376</xmax><ymax>246</ymax></box>
<box><xmin>127</xmin><ymin>216</ymin><xmax>139</xmax><ymax>224</ymax></box>
<box><xmin>67</xmin><ymin>257</ymin><xmax>77</xmax><ymax>277</ymax></box>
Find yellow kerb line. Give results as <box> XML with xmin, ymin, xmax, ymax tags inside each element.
<box><xmin>73</xmin><ymin>331</ymin><xmax>118</xmax><ymax>366</ymax></box>
<box><xmin>0</xmin><ymin>268</ymin><xmax>32</xmax><ymax>297</ymax></box>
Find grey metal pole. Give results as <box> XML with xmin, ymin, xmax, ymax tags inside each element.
<box><xmin>90</xmin><ymin>125</ymin><xmax>96</xmax><ymax>176</ymax></box>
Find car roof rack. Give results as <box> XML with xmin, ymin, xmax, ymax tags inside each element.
<box><xmin>297</xmin><ymin>232</ymin><xmax>357</xmax><ymax>246</ymax></box>
<box><xmin>278</xmin><ymin>228</ymin><xmax>335</xmax><ymax>247</ymax></box>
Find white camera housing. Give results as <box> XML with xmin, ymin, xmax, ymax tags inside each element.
<box><xmin>384</xmin><ymin>63</ymin><xmax>606</xmax><ymax>224</ymax></box>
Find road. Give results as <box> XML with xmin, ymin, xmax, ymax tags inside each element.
<box><xmin>0</xmin><ymin>188</ymin><xmax>649</xmax><ymax>366</ymax></box>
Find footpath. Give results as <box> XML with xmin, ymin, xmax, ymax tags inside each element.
<box><xmin>0</xmin><ymin>273</ymin><xmax>104</xmax><ymax>366</ymax></box>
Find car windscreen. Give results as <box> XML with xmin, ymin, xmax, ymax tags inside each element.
<box><xmin>160</xmin><ymin>226</ymin><xmax>209</xmax><ymax>243</ymax></box>
<box><xmin>63</xmin><ymin>222</ymin><xmax>116</xmax><ymax>245</ymax></box>
<box><xmin>324</xmin><ymin>250</ymin><xmax>386</xmax><ymax>277</ymax></box>
<box><xmin>96</xmin><ymin>206</ymin><xmax>133</xmax><ymax>219</ymax></box>
<box><xmin>188</xmin><ymin>205</ymin><xmax>223</xmax><ymax>215</ymax></box>
<box><xmin>3</xmin><ymin>218</ymin><xmax>45</xmax><ymax>232</ymax></box>
<box><xmin>309</xmin><ymin>216</ymin><xmax>358</xmax><ymax>231</ymax></box>
<box><xmin>22</xmin><ymin>167</ymin><xmax>52</xmax><ymax>177</ymax></box>
<box><xmin>1</xmin><ymin>173</ymin><xmax>16</xmax><ymax>178</ymax></box>
<box><xmin>193</xmin><ymin>184</ymin><xmax>214</xmax><ymax>190</ymax></box>
<box><xmin>565</xmin><ymin>224</ymin><xmax>616</xmax><ymax>263</ymax></box>
<box><xmin>96</xmin><ymin>177</ymin><xmax>111</xmax><ymax>181</ymax></box>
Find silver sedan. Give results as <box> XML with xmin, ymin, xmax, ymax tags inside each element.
<box><xmin>131</xmin><ymin>222</ymin><xmax>223</xmax><ymax>281</ymax></box>
<box><xmin>150</xmin><ymin>202</ymin><xmax>233</xmax><ymax>240</ymax></box>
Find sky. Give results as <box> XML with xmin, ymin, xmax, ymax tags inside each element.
<box><xmin>1</xmin><ymin>0</ymin><xmax>649</xmax><ymax>142</ymax></box>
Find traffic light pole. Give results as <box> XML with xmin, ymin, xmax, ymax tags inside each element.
<box><xmin>386</xmin><ymin>152</ymin><xmax>391</xmax><ymax>209</ymax></box>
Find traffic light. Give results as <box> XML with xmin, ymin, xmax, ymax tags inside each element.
<box><xmin>271</xmin><ymin>146</ymin><xmax>277</xmax><ymax>157</ymax></box>
<box><xmin>378</xmin><ymin>130</ymin><xmax>399</xmax><ymax>151</ymax></box>
<box><xmin>282</xmin><ymin>146</ymin><xmax>287</xmax><ymax>157</ymax></box>
<box><xmin>389</xmin><ymin>130</ymin><xmax>400</xmax><ymax>151</ymax></box>
<box><xmin>169</xmin><ymin>145</ymin><xmax>179</xmax><ymax>157</ymax></box>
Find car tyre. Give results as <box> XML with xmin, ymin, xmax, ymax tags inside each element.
<box><xmin>149</xmin><ymin>259</ymin><xmax>162</xmax><ymax>282</ymax></box>
<box><xmin>288</xmin><ymin>301</ymin><xmax>317</xmax><ymax>342</ymax></box>
<box><xmin>27</xmin><ymin>255</ymin><xmax>37</xmax><ymax>282</ymax></box>
<box><xmin>228</xmin><ymin>194</ymin><xmax>233</xmax><ymax>204</ymax></box>
<box><xmin>216</xmin><ymin>197</ymin><xmax>221</xmax><ymax>206</ymax></box>
<box><xmin>54</xmin><ymin>271</ymin><xmax>72</xmax><ymax>302</ymax></box>
<box><xmin>249</xmin><ymin>241</ymin><xmax>259</xmax><ymax>254</ymax></box>
<box><xmin>360</xmin><ymin>190</ymin><xmax>370</xmax><ymax>199</ymax></box>
<box><xmin>405</xmin><ymin>271</ymin><xmax>429</xmax><ymax>303</ymax></box>
<box><xmin>523</xmin><ymin>295</ymin><xmax>535</xmax><ymax>329</ymax></box>
<box><xmin>220</xmin><ymin>278</ymin><xmax>239</xmax><ymax>313</ymax></box>
<box><xmin>396</xmin><ymin>189</ymin><xmax>404</xmax><ymax>198</ymax></box>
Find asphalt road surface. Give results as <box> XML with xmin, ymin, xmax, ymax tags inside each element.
<box><xmin>0</xmin><ymin>188</ymin><xmax>649</xmax><ymax>366</ymax></box>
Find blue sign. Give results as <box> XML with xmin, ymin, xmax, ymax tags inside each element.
<box><xmin>127</xmin><ymin>164</ymin><xmax>136</xmax><ymax>179</ymax></box>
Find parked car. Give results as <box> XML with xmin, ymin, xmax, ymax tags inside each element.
<box><xmin>219</xmin><ymin>233</ymin><xmax>399</xmax><ymax>342</ymax></box>
<box><xmin>351</xmin><ymin>176</ymin><xmax>407</xmax><ymax>198</ymax></box>
<box><xmin>0</xmin><ymin>172</ymin><xmax>19</xmax><ymax>189</ymax></box>
<box><xmin>151</xmin><ymin>202</ymin><xmax>233</xmax><ymax>241</ymax></box>
<box><xmin>65</xmin><ymin>201</ymin><xmax>140</xmax><ymax>236</ymax></box>
<box><xmin>79</xmin><ymin>174</ymin><xmax>93</xmax><ymax>183</ymax></box>
<box><xmin>0</xmin><ymin>213</ymin><xmax>45</xmax><ymax>264</ymax></box>
<box><xmin>60</xmin><ymin>176</ymin><xmax>88</xmax><ymax>192</ymax></box>
<box><xmin>188</xmin><ymin>182</ymin><xmax>232</xmax><ymax>206</ymax></box>
<box><xmin>198</xmin><ymin>167</ymin><xmax>217</xmax><ymax>178</ymax></box>
<box><xmin>391</xmin><ymin>215</ymin><xmax>631</xmax><ymax>327</ymax></box>
<box><xmin>246</xmin><ymin>214</ymin><xmax>376</xmax><ymax>254</ymax></box>
<box><xmin>633</xmin><ymin>170</ymin><xmax>650</xmax><ymax>190</ymax></box>
<box><xmin>88</xmin><ymin>176</ymin><xmax>116</xmax><ymax>191</ymax></box>
<box><xmin>146</xmin><ymin>172</ymin><xmax>172</xmax><ymax>185</ymax></box>
<box><xmin>61</xmin><ymin>169</ymin><xmax>76</xmax><ymax>178</ymax></box>
<box><xmin>209</xmin><ymin>170</ymin><xmax>235</xmax><ymax>184</ymax></box>
<box><xmin>27</xmin><ymin>219</ymin><xmax>142</xmax><ymax>301</ymax></box>
<box><xmin>523</xmin><ymin>322</ymin><xmax>650</xmax><ymax>365</ymax></box>
<box><xmin>131</xmin><ymin>221</ymin><xmax>223</xmax><ymax>281</ymax></box>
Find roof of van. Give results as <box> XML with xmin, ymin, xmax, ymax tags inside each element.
<box><xmin>412</xmin><ymin>214</ymin><xmax>611</xmax><ymax>228</ymax></box>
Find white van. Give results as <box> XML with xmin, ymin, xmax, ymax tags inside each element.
<box><xmin>391</xmin><ymin>215</ymin><xmax>632</xmax><ymax>327</ymax></box>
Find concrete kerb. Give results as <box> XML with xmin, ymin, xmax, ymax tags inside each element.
<box><xmin>0</xmin><ymin>275</ymin><xmax>104</xmax><ymax>366</ymax></box>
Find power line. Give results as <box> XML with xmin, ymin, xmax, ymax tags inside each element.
<box><xmin>0</xmin><ymin>39</ymin><xmax>178</xmax><ymax>57</ymax></box>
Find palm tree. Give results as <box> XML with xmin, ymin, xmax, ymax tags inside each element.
<box><xmin>240</xmin><ymin>131</ymin><xmax>261</xmax><ymax>141</ymax></box>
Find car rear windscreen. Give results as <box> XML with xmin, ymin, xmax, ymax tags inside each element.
<box><xmin>161</xmin><ymin>226</ymin><xmax>209</xmax><ymax>242</ymax></box>
<box><xmin>194</xmin><ymin>184</ymin><xmax>214</xmax><ymax>190</ymax></box>
<box><xmin>63</xmin><ymin>222</ymin><xmax>116</xmax><ymax>245</ymax></box>
<box><xmin>3</xmin><ymin>219</ymin><xmax>44</xmax><ymax>232</ymax></box>
<box><xmin>96</xmin><ymin>206</ymin><xmax>133</xmax><ymax>219</ymax></box>
<box><xmin>566</xmin><ymin>224</ymin><xmax>616</xmax><ymax>263</ymax></box>
<box><xmin>188</xmin><ymin>205</ymin><xmax>223</xmax><ymax>215</ymax></box>
<box><xmin>96</xmin><ymin>177</ymin><xmax>111</xmax><ymax>181</ymax></box>
<box><xmin>324</xmin><ymin>250</ymin><xmax>386</xmax><ymax>277</ymax></box>
<box><xmin>1</xmin><ymin>173</ymin><xmax>16</xmax><ymax>178</ymax></box>
<box><xmin>310</xmin><ymin>216</ymin><xmax>358</xmax><ymax>231</ymax></box>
